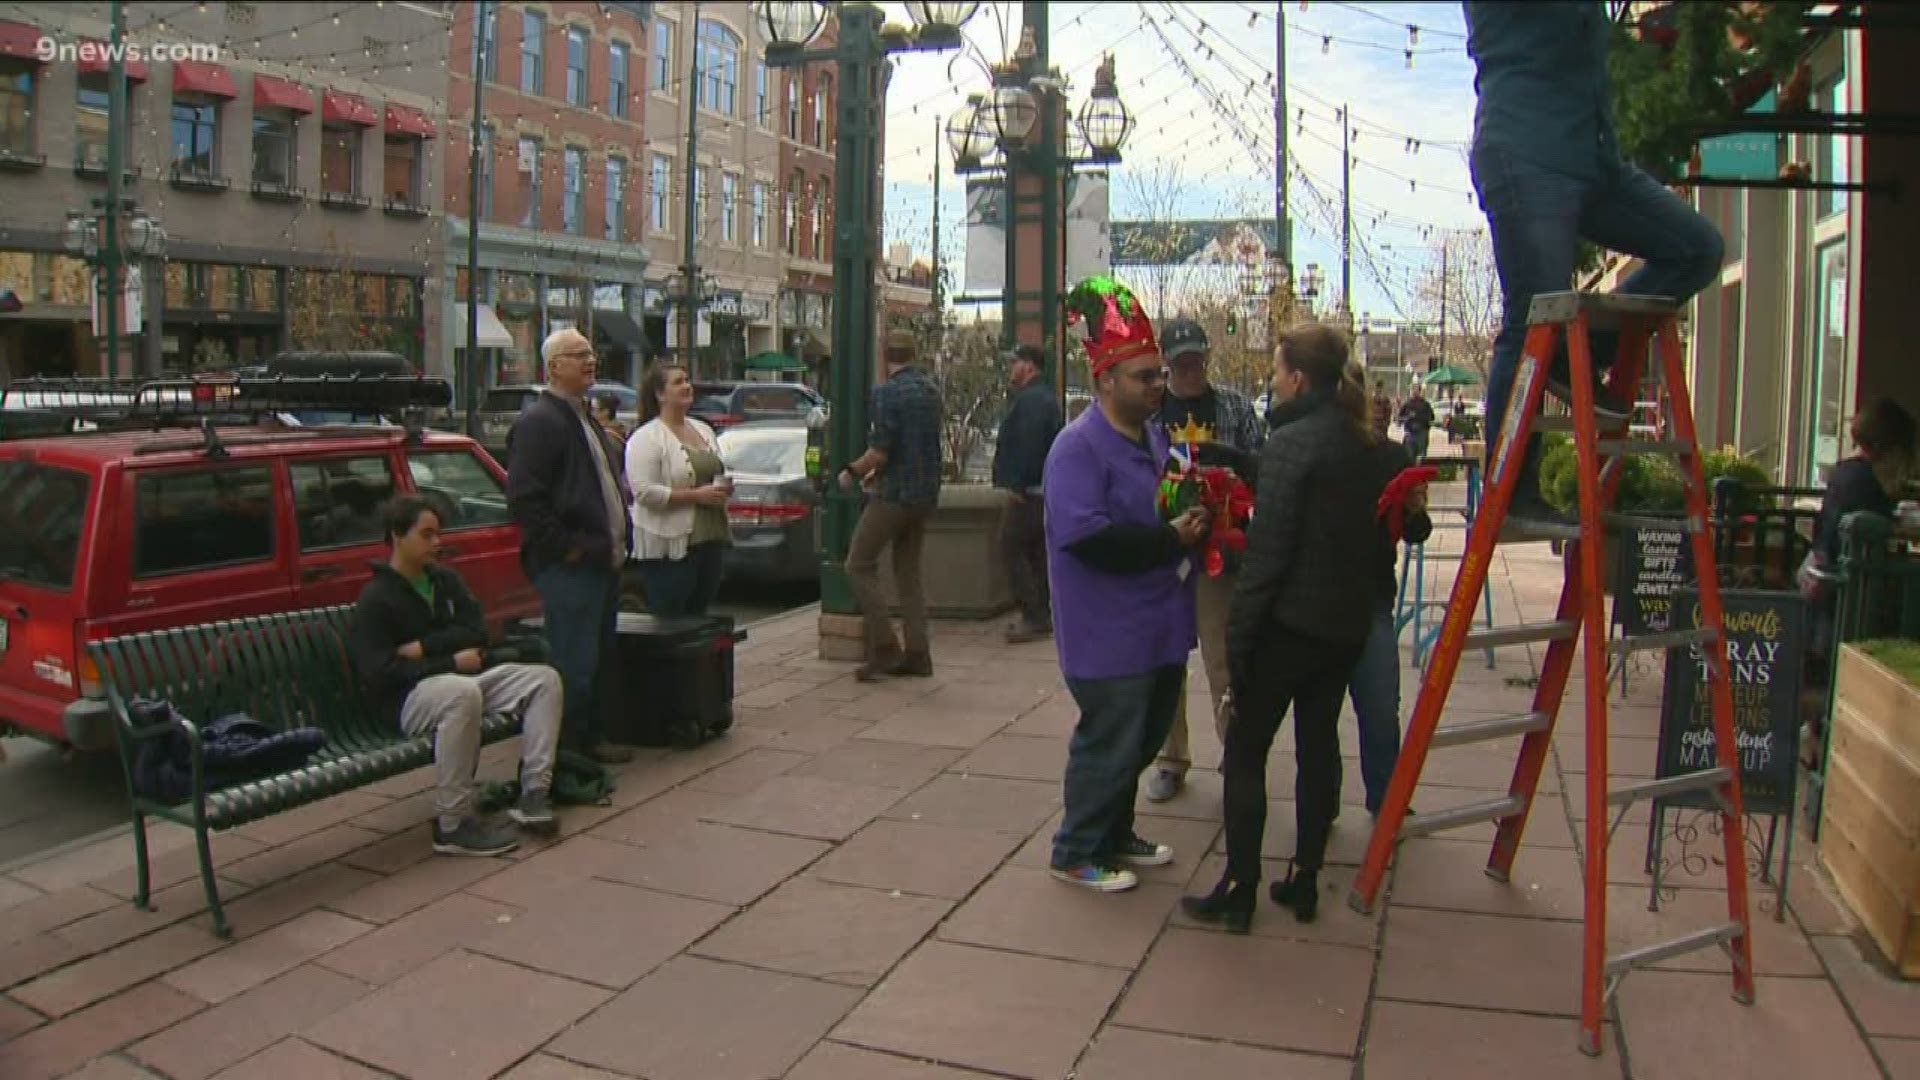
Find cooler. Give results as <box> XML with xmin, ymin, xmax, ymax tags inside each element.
<box><xmin>605</xmin><ymin>613</ymin><xmax>741</xmax><ymax>748</ymax></box>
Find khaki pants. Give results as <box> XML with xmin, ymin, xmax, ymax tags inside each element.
<box><xmin>1156</xmin><ymin>568</ymin><xmax>1234</xmax><ymax>777</ymax></box>
<box><xmin>847</xmin><ymin>499</ymin><xmax>935</xmax><ymax>663</ymax></box>
<box><xmin>399</xmin><ymin>663</ymin><xmax>563</xmax><ymax>830</ymax></box>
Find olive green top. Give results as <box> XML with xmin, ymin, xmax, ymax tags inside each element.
<box><xmin>686</xmin><ymin>446</ymin><xmax>732</xmax><ymax>547</ymax></box>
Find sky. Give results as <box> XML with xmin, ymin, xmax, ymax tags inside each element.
<box><xmin>869</xmin><ymin>1</ymin><xmax>1485</xmax><ymax>324</ymax></box>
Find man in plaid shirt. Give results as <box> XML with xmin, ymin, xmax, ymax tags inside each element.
<box><xmin>838</xmin><ymin>329</ymin><xmax>945</xmax><ymax>681</ymax></box>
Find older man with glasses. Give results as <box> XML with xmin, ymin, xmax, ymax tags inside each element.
<box><xmin>505</xmin><ymin>329</ymin><xmax>634</xmax><ymax>765</ymax></box>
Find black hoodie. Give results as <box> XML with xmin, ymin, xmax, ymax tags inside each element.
<box><xmin>349</xmin><ymin>562</ymin><xmax>489</xmax><ymax>729</ymax></box>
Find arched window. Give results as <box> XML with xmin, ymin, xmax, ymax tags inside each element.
<box><xmin>695</xmin><ymin>20</ymin><xmax>740</xmax><ymax>114</ymax></box>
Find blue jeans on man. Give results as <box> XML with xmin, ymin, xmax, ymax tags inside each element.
<box><xmin>534</xmin><ymin>562</ymin><xmax>621</xmax><ymax>752</ymax></box>
<box><xmin>1052</xmin><ymin>665</ymin><xmax>1185</xmax><ymax>870</ymax></box>
<box><xmin>1347</xmin><ymin>607</ymin><xmax>1404</xmax><ymax>814</ymax></box>
<box><xmin>1473</xmin><ymin>147</ymin><xmax>1724</xmax><ymax>509</ymax></box>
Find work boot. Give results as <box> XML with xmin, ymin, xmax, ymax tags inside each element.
<box><xmin>887</xmin><ymin>652</ymin><xmax>934</xmax><ymax>678</ymax></box>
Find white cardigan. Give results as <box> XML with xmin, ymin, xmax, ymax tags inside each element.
<box><xmin>625</xmin><ymin>416</ymin><xmax>721</xmax><ymax>560</ymax></box>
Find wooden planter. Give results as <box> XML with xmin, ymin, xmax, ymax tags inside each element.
<box><xmin>1820</xmin><ymin>644</ymin><xmax>1920</xmax><ymax>978</ymax></box>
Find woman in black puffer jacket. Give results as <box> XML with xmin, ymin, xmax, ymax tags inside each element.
<box><xmin>1183</xmin><ymin>323</ymin><xmax>1390</xmax><ymax>932</ymax></box>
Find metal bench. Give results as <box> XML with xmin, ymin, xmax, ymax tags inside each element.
<box><xmin>89</xmin><ymin>604</ymin><xmax>523</xmax><ymax>937</ymax></box>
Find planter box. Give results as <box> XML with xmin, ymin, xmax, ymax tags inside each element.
<box><xmin>1820</xmin><ymin>644</ymin><xmax>1920</xmax><ymax>978</ymax></box>
<box><xmin>871</xmin><ymin>483</ymin><xmax>1015</xmax><ymax>619</ymax></box>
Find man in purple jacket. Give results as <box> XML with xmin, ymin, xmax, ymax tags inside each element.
<box><xmin>1045</xmin><ymin>279</ymin><xmax>1209</xmax><ymax>893</ymax></box>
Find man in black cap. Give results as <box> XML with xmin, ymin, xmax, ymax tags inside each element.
<box><xmin>993</xmin><ymin>343</ymin><xmax>1064</xmax><ymax>643</ymax></box>
<box><xmin>1146</xmin><ymin>317</ymin><xmax>1264</xmax><ymax>802</ymax></box>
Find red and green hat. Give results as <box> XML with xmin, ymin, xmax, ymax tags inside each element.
<box><xmin>1065</xmin><ymin>276</ymin><xmax>1158</xmax><ymax>378</ymax></box>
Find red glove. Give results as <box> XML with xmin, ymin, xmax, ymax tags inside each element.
<box><xmin>1377</xmin><ymin>465</ymin><xmax>1439</xmax><ymax>543</ymax></box>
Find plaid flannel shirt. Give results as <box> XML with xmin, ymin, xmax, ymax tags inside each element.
<box><xmin>868</xmin><ymin>365</ymin><xmax>944</xmax><ymax>506</ymax></box>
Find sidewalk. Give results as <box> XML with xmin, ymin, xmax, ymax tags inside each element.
<box><xmin>1</xmin><ymin>519</ymin><xmax>1915</xmax><ymax>1080</ymax></box>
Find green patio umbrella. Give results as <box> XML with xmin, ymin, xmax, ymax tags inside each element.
<box><xmin>743</xmin><ymin>351</ymin><xmax>804</xmax><ymax>373</ymax></box>
<box><xmin>1422</xmin><ymin>363</ymin><xmax>1482</xmax><ymax>387</ymax></box>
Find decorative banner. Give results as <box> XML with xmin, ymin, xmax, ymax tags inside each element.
<box><xmin>962</xmin><ymin>172</ymin><xmax>1111</xmax><ymax>294</ymax></box>
<box><xmin>1110</xmin><ymin>218</ymin><xmax>1283</xmax><ymax>268</ymax></box>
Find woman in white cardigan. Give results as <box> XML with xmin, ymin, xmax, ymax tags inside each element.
<box><xmin>625</xmin><ymin>363</ymin><xmax>733</xmax><ymax>616</ymax></box>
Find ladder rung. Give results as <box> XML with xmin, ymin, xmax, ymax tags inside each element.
<box><xmin>1605</xmin><ymin>512</ymin><xmax>1703</xmax><ymax>534</ymax></box>
<box><xmin>1605</xmin><ymin>921</ymin><xmax>1744</xmax><ymax>980</ymax></box>
<box><xmin>1526</xmin><ymin>290</ymin><xmax>1680</xmax><ymax>327</ymax></box>
<box><xmin>1415</xmin><ymin>550</ymin><xmax>1466</xmax><ymax>561</ymax></box>
<box><xmin>1535</xmin><ymin>414</ymin><xmax>1628</xmax><ymax>434</ymax></box>
<box><xmin>1598</xmin><ymin>439</ymin><xmax>1693</xmax><ymax>458</ymax></box>
<box><xmin>1609</xmin><ymin>626</ymin><xmax>1717</xmax><ymax>656</ymax></box>
<box><xmin>1399</xmin><ymin>795</ymin><xmax>1526</xmax><ymax>838</ymax></box>
<box><xmin>1464</xmin><ymin>620</ymin><xmax>1578</xmax><ymax>650</ymax></box>
<box><xmin>1431</xmin><ymin>711</ymin><xmax>1553</xmax><ymax>748</ymax></box>
<box><xmin>1607</xmin><ymin>767</ymin><xmax>1732</xmax><ymax>807</ymax></box>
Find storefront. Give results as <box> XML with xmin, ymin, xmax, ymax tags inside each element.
<box><xmin>161</xmin><ymin>262</ymin><xmax>283</xmax><ymax>372</ymax></box>
<box><xmin>0</xmin><ymin>249</ymin><xmax>98</xmax><ymax>378</ymax></box>
<box><xmin>282</xmin><ymin>267</ymin><xmax>424</xmax><ymax>369</ymax></box>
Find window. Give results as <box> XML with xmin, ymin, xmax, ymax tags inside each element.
<box><xmin>696</xmin><ymin>21</ymin><xmax>739</xmax><ymax>114</ymax></box>
<box><xmin>521</xmin><ymin>11</ymin><xmax>545</xmax><ymax>94</ymax></box>
<box><xmin>75</xmin><ymin>80</ymin><xmax>112</xmax><ymax>169</ymax></box>
<box><xmin>406</xmin><ymin>451</ymin><xmax>512</xmax><ymax>530</ymax></box>
<box><xmin>481</xmin><ymin>5</ymin><xmax>499</xmax><ymax>81</ymax></box>
<box><xmin>0</xmin><ymin>461</ymin><xmax>89</xmax><ymax>589</ymax></box>
<box><xmin>652</xmin><ymin>19</ymin><xmax>673</xmax><ymax>92</ymax></box>
<box><xmin>720</xmin><ymin>172</ymin><xmax>737</xmax><ymax>243</ymax></box>
<box><xmin>609</xmin><ymin>41</ymin><xmax>629</xmax><ymax>118</ymax></box>
<box><xmin>814</xmin><ymin>75</ymin><xmax>830</xmax><ymax>148</ymax></box>
<box><xmin>170</xmin><ymin>99</ymin><xmax>219</xmax><ymax>176</ymax></box>
<box><xmin>813</xmin><ymin>182</ymin><xmax>829</xmax><ymax>258</ymax></box>
<box><xmin>562</xmin><ymin>146</ymin><xmax>584</xmax><ymax>233</ymax></box>
<box><xmin>520</xmin><ymin>136</ymin><xmax>541</xmax><ymax>227</ymax></box>
<box><xmin>753</xmin><ymin>61</ymin><xmax>768</xmax><ymax>125</ymax></box>
<box><xmin>785</xmin><ymin>174</ymin><xmax>800</xmax><ymax>253</ymax></box>
<box><xmin>384</xmin><ymin>134</ymin><xmax>422</xmax><ymax>204</ymax></box>
<box><xmin>133</xmin><ymin>466</ymin><xmax>277</xmax><ymax>577</ymax></box>
<box><xmin>1818</xmin><ymin>77</ymin><xmax>1848</xmax><ymax>219</ymax></box>
<box><xmin>605</xmin><ymin>156</ymin><xmax>625</xmax><ymax>240</ymax></box>
<box><xmin>752</xmin><ymin>180</ymin><xmax>768</xmax><ymax>248</ymax></box>
<box><xmin>477</xmin><ymin>124</ymin><xmax>494</xmax><ymax>220</ymax></box>
<box><xmin>785</xmin><ymin>79</ymin><xmax>799</xmax><ymax>139</ymax></box>
<box><xmin>321</xmin><ymin>124</ymin><xmax>360</xmax><ymax>195</ymax></box>
<box><xmin>291</xmin><ymin>457</ymin><xmax>397</xmax><ymax>551</ymax></box>
<box><xmin>1807</xmin><ymin>240</ymin><xmax>1848</xmax><ymax>484</ymax></box>
<box><xmin>650</xmin><ymin>153</ymin><xmax>671</xmax><ymax>233</ymax></box>
<box><xmin>0</xmin><ymin>62</ymin><xmax>32</xmax><ymax>154</ymax></box>
<box><xmin>690</xmin><ymin>166</ymin><xmax>705</xmax><ymax>238</ymax></box>
<box><xmin>252</xmin><ymin>112</ymin><xmax>294</xmax><ymax>186</ymax></box>
<box><xmin>566</xmin><ymin>26</ymin><xmax>588</xmax><ymax>106</ymax></box>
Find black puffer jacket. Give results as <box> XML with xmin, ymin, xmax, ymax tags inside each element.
<box><xmin>1228</xmin><ymin>390</ymin><xmax>1389</xmax><ymax>657</ymax></box>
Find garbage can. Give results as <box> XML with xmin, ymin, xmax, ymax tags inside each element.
<box><xmin>605</xmin><ymin>612</ymin><xmax>741</xmax><ymax>748</ymax></box>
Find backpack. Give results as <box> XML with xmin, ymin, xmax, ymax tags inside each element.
<box><xmin>475</xmin><ymin>749</ymin><xmax>615</xmax><ymax>811</ymax></box>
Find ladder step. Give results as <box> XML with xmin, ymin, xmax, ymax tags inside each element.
<box><xmin>1607</xmin><ymin>767</ymin><xmax>1732</xmax><ymax>807</ymax></box>
<box><xmin>1609</xmin><ymin>626</ymin><xmax>1717</xmax><ymax>656</ymax></box>
<box><xmin>1399</xmin><ymin>795</ymin><xmax>1527</xmax><ymax>838</ymax></box>
<box><xmin>1463</xmin><ymin>620</ymin><xmax>1578</xmax><ymax>651</ymax></box>
<box><xmin>1535</xmin><ymin>414</ymin><xmax>1628</xmax><ymax>435</ymax></box>
<box><xmin>1431</xmin><ymin>711</ymin><xmax>1553</xmax><ymax>748</ymax></box>
<box><xmin>1598</xmin><ymin>439</ymin><xmax>1693</xmax><ymax>458</ymax></box>
<box><xmin>1526</xmin><ymin>290</ymin><xmax>1680</xmax><ymax>327</ymax></box>
<box><xmin>1605</xmin><ymin>921</ymin><xmax>1744</xmax><ymax>980</ymax></box>
<box><xmin>1605</xmin><ymin>512</ymin><xmax>1703</xmax><ymax>534</ymax></box>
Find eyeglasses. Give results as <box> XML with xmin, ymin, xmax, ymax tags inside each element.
<box><xmin>554</xmin><ymin>348</ymin><xmax>598</xmax><ymax>362</ymax></box>
<box><xmin>1126</xmin><ymin>367</ymin><xmax>1169</xmax><ymax>386</ymax></box>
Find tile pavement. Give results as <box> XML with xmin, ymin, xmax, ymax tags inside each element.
<box><xmin>0</xmin><ymin>532</ymin><xmax>1912</xmax><ymax>1078</ymax></box>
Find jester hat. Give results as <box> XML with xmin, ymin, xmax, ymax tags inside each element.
<box><xmin>1065</xmin><ymin>276</ymin><xmax>1158</xmax><ymax>378</ymax></box>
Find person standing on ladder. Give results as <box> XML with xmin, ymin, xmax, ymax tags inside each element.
<box><xmin>1466</xmin><ymin>1</ymin><xmax>1724</xmax><ymax>527</ymax></box>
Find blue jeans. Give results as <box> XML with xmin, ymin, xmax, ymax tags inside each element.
<box><xmin>1404</xmin><ymin>427</ymin><xmax>1431</xmax><ymax>463</ymax></box>
<box><xmin>534</xmin><ymin>562</ymin><xmax>620</xmax><ymax>751</ymax></box>
<box><xmin>1347</xmin><ymin>607</ymin><xmax>1403</xmax><ymax>813</ymax></box>
<box><xmin>1473</xmin><ymin>147</ymin><xmax>1724</xmax><ymax>489</ymax></box>
<box><xmin>1052</xmin><ymin>664</ymin><xmax>1185</xmax><ymax>869</ymax></box>
<box><xmin>638</xmin><ymin>541</ymin><xmax>726</xmax><ymax>617</ymax></box>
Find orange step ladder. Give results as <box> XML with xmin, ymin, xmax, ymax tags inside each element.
<box><xmin>1348</xmin><ymin>291</ymin><xmax>1755</xmax><ymax>1056</ymax></box>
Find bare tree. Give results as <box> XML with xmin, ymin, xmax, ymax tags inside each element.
<box><xmin>1411</xmin><ymin>230</ymin><xmax>1501</xmax><ymax>374</ymax></box>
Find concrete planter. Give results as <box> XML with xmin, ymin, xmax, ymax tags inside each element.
<box><xmin>1820</xmin><ymin>645</ymin><xmax>1920</xmax><ymax>978</ymax></box>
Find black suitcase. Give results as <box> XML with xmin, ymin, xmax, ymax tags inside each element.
<box><xmin>605</xmin><ymin>613</ymin><xmax>740</xmax><ymax>748</ymax></box>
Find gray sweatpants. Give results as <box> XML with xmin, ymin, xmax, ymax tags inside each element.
<box><xmin>399</xmin><ymin>663</ymin><xmax>563</xmax><ymax>830</ymax></box>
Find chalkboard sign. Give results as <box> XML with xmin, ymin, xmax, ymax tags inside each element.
<box><xmin>1615</xmin><ymin>525</ymin><xmax>1698</xmax><ymax>637</ymax></box>
<box><xmin>1654</xmin><ymin>589</ymin><xmax>1804</xmax><ymax>815</ymax></box>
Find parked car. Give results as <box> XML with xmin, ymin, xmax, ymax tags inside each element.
<box><xmin>476</xmin><ymin>380</ymin><xmax>639</xmax><ymax>464</ymax></box>
<box><xmin>0</xmin><ymin>379</ymin><xmax>541</xmax><ymax>750</ymax></box>
<box><xmin>716</xmin><ymin>421</ymin><xmax>819</xmax><ymax>583</ymax></box>
<box><xmin>692</xmin><ymin>380</ymin><xmax>826</xmax><ymax>432</ymax></box>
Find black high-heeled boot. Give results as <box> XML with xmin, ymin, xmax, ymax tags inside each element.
<box><xmin>1268</xmin><ymin>862</ymin><xmax>1320</xmax><ymax>923</ymax></box>
<box><xmin>1180</xmin><ymin>877</ymin><xmax>1256</xmax><ymax>934</ymax></box>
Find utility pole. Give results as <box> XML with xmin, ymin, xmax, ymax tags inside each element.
<box><xmin>463</xmin><ymin>0</ymin><xmax>487</xmax><ymax>436</ymax></box>
<box><xmin>929</xmin><ymin>113</ymin><xmax>942</xmax><ymax>335</ymax></box>
<box><xmin>1438</xmin><ymin>237</ymin><xmax>1449</xmax><ymax>367</ymax></box>
<box><xmin>102</xmin><ymin>0</ymin><xmax>125</xmax><ymax>379</ymax></box>
<box><xmin>1273</xmin><ymin>2</ymin><xmax>1289</xmax><ymax>291</ymax></box>
<box><xmin>680</xmin><ymin>1</ymin><xmax>702</xmax><ymax>371</ymax></box>
<box><xmin>1340</xmin><ymin>102</ymin><xmax>1352</xmax><ymax>326</ymax></box>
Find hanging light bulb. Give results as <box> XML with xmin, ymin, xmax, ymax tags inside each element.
<box><xmin>1405</xmin><ymin>48</ymin><xmax>1415</xmax><ymax>69</ymax></box>
<box><xmin>1321</xmin><ymin>35</ymin><xmax>1330</xmax><ymax>54</ymax></box>
<box><xmin>1408</xmin><ymin>24</ymin><xmax>1420</xmax><ymax>46</ymax></box>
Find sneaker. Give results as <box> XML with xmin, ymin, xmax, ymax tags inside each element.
<box><xmin>589</xmin><ymin>743</ymin><xmax>635</xmax><ymax>765</ymax></box>
<box><xmin>509</xmin><ymin>787</ymin><xmax>558</xmax><ymax>837</ymax></box>
<box><xmin>1050</xmin><ymin>863</ymin><xmax>1139</xmax><ymax>892</ymax></box>
<box><xmin>1144</xmin><ymin>767</ymin><xmax>1183</xmax><ymax>803</ymax></box>
<box><xmin>432</xmin><ymin>817</ymin><xmax>521</xmax><ymax>857</ymax></box>
<box><xmin>1111</xmin><ymin>834</ymin><xmax>1174</xmax><ymax>867</ymax></box>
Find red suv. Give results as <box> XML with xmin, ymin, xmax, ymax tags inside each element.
<box><xmin>0</xmin><ymin>380</ymin><xmax>538</xmax><ymax>750</ymax></box>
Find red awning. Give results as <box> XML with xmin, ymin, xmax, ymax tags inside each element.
<box><xmin>252</xmin><ymin>74</ymin><xmax>313</xmax><ymax>114</ymax></box>
<box><xmin>0</xmin><ymin>20</ymin><xmax>43</xmax><ymax>62</ymax></box>
<box><xmin>76</xmin><ymin>40</ymin><xmax>149</xmax><ymax>81</ymax></box>
<box><xmin>172</xmin><ymin>60</ymin><xmax>237</xmax><ymax>98</ymax></box>
<box><xmin>384</xmin><ymin>102</ymin><xmax>437</xmax><ymax>139</ymax></box>
<box><xmin>322</xmin><ymin>89</ymin><xmax>377</xmax><ymax>126</ymax></box>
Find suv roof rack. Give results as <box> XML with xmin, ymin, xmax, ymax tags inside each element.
<box><xmin>1</xmin><ymin>374</ymin><xmax>453</xmax><ymax>455</ymax></box>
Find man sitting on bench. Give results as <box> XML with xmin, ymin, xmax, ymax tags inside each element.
<box><xmin>350</xmin><ymin>495</ymin><xmax>564</xmax><ymax>857</ymax></box>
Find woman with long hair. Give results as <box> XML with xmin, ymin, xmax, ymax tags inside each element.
<box><xmin>1183</xmin><ymin>323</ymin><xmax>1391</xmax><ymax>932</ymax></box>
<box><xmin>624</xmin><ymin>363</ymin><xmax>732</xmax><ymax>616</ymax></box>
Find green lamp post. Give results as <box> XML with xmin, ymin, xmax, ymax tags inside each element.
<box><xmin>754</xmin><ymin>1</ymin><xmax>981</xmax><ymax>616</ymax></box>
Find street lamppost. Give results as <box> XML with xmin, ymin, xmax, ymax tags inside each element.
<box><xmin>64</xmin><ymin>201</ymin><xmax>165</xmax><ymax>378</ymax></box>
<box><xmin>754</xmin><ymin>0</ymin><xmax>981</xmax><ymax>619</ymax></box>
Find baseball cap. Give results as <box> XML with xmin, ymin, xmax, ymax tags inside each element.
<box><xmin>1004</xmin><ymin>344</ymin><xmax>1046</xmax><ymax>366</ymax></box>
<box><xmin>1160</xmin><ymin>318</ymin><xmax>1209</xmax><ymax>361</ymax></box>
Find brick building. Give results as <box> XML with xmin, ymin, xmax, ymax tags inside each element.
<box><xmin>775</xmin><ymin>14</ymin><xmax>838</xmax><ymax>377</ymax></box>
